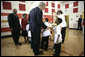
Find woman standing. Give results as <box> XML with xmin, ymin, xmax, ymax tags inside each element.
<box><xmin>21</xmin><ymin>14</ymin><xmax>28</xmax><ymax>43</ymax></box>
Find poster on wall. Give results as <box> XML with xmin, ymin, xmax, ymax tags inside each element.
<box><xmin>73</xmin><ymin>1</ymin><xmax>78</xmax><ymax>7</ymax></box>
<box><xmin>3</xmin><ymin>1</ymin><xmax>12</xmax><ymax>10</ymax></box>
<box><xmin>1</xmin><ymin>16</ymin><xmax>22</xmax><ymax>32</ymax></box>
<box><xmin>1</xmin><ymin>16</ymin><xmax>9</xmax><ymax>28</ymax></box>
<box><xmin>73</xmin><ymin>8</ymin><xmax>78</xmax><ymax>13</ymax></box>
<box><xmin>65</xmin><ymin>4</ymin><xmax>69</xmax><ymax>9</ymax></box>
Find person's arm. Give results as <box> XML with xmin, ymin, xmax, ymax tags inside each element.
<box><xmin>56</xmin><ymin>34</ymin><xmax>60</xmax><ymax>44</ymax></box>
<box><xmin>8</xmin><ymin>14</ymin><xmax>14</xmax><ymax>30</ymax></box>
<box><xmin>21</xmin><ymin>19</ymin><xmax>23</xmax><ymax>29</ymax></box>
<box><xmin>17</xmin><ymin>16</ymin><xmax>21</xmax><ymax>29</ymax></box>
<box><xmin>36</xmin><ymin>11</ymin><xmax>47</xmax><ymax>29</ymax></box>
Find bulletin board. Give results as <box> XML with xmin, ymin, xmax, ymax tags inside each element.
<box><xmin>1</xmin><ymin>16</ymin><xmax>9</xmax><ymax>28</ymax></box>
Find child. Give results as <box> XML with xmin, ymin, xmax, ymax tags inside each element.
<box><xmin>26</xmin><ymin>22</ymin><xmax>31</xmax><ymax>43</ymax></box>
<box><xmin>53</xmin><ymin>18</ymin><xmax>62</xmax><ymax>56</ymax></box>
<box><xmin>21</xmin><ymin>14</ymin><xmax>28</xmax><ymax>43</ymax></box>
<box><xmin>40</xmin><ymin>18</ymin><xmax>51</xmax><ymax>51</ymax></box>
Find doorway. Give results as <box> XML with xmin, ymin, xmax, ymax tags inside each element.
<box><xmin>65</xmin><ymin>15</ymin><xmax>69</xmax><ymax>28</ymax></box>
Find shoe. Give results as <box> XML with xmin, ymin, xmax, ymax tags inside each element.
<box><xmin>44</xmin><ymin>49</ymin><xmax>48</xmax><ymax>51</ymax></box>
<box><xmin>29</xmin><ymin>41</ymin><xmax>31</xmax><ymax>43</ymax></box>
<box><xmin>34</xmin><ymin>51</ymin><xmax>43</xmax><ymax>55</ymax></box>
<box><xmin>16</xmin><ymin>43</ymin><xmax>22</xmax><ymax>46</ymax></box>
<box><xmin>53</xmin><ymin>53</ymin><xmax>60</xmax><ymax>56</ymax></box>
<box><xmin>53</xmin><ymin>53</ymin><xmax>57</xmax><ymax>56</ymax></box>
<box><xmin>39</xmin><ymin>51</ymin><xmax>43</xmax><ymax>55</ymax></box>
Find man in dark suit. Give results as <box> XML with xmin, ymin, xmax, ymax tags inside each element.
<box><xmin>78</xmin><ymin>15</ymin><xmax>82</xmax><ymax>30</ymax></box>
<box><xmin>8</xmin><ymin>9</ymin><xmax>21</xmax><ymax>46</ymax></box>
<box><xmin>29</xmin><ymin>2</ymin><xmax>47</xmax><ymax>55</ymax></box>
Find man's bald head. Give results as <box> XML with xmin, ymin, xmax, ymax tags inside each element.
<box><xmin>38</xmin><ymin>2</ymin><xmax>45</xmax><ymax>7</ymax></box>
<box><xmin>38</xmin><ymin>2</ymin><xmax>46</xmax><ymax>10</ymax></box>
<box><xmin>13</xmin><ymin>9</ymin><xmax>17</xmax><ymax>14</ymax></box>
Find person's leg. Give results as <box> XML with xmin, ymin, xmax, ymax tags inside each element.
<box><xmin>16</xmin><ymin>30</ymin><xmax>22</xmax><ymax>45</ymax></box>
<box><xmin>12</xmin><ymin>29</ymin><xmax>21</xmax><ymax>45</ymax></box>
<box><xmin>29</xmin><ymin>37</ymin><xmax>31</xmax><ymax>43</ymax></box>
<box><xmin>53</xmin><ymin>44</ymin><xmax>57</xmax><ymax>56</ymax></box>
<box><xmin>79</xmin><ymin>24</ymin><xmax>80</xmax><ymax>30</ymax></box>
<box><xmin>34</xmin><ymin>32</ymin><xmax>41</xmax><ymax>55</ymax></box>
<box><xmin>31</xmin><ymin>31</ymin><xmax>41</xmax><ymax>55</ymax></box>
<box><xmin>78</xmin><ymin>23</ymin><xmax>79</xmax><ymax>30</ymax></box>
<box><xmin>80</xmin><ymin>24</ymin><xmax>82</xmax><ymax>30</ymax></box>
<box><xmin>54</xmin><ymin>43</ymin><xmax>61</xmax><ymax>56</ymax></box>
<box><xmin>23</xmin><ymin>30</ymin><xmax>27</xmax><ymax>43</ymax></box>
<box><xmin>11</xmin><ymin>30</ymin><xmax>17</xmax><ymax>45</ymax></box>
<box><xmin>61</xmin><ymin>27</ymin><xmax>66</xmax><ymax>43</ymax></box>
<box><xmin>30</xmin><ymin>31</ymin><xmax>34</xmax><ymax>49</ymax></box>
<box><xmin>57</xmin><ymin>43</ymin><xmax>61</xmax><ymax>56</ymax></box>
<box><xmin>41</xmin><ymin>37</ymin><xmax>45</xmax><ymax>49</ymax></box>
<box><xmin>27</xmin><ymin>33</ymin><xmax>29</xmax><ymax>42</ymax></box>
<box><xmin>24</xmin><ymin>36</ymin><xmax>27</xmax><ymax>43</ymax></box>
<box><xmin>45</xmin><ymin>36</ymin><xmax>49</xmax><ymax>51</ymax></box>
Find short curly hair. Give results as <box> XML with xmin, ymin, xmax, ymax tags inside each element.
<box><xmin>58</xmin><ymin>10</ymin><xmax>63</xmax><ymax>14</ymax></box>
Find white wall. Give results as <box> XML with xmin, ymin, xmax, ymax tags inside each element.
<box><xmin>60</xmin><ymin>1</ymin><xmax>84</xmax><ymax>29</ymax></box>
<box><xmin>1</xmin><ymin>1</ymin><xmax>62</xmax><ymax>15</ymax></box>
<box><xmin>1</xmin><ymin>1</ymin><xmax>84</xmax><ymax>36</ymax></box>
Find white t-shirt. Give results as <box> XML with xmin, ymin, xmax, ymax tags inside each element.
<box><xmin>53</xmin><ymin>25</ymin><xmax>62</xmax><ymax>44</ymax></box>
<box><xmin>26</xmin><ymin>24</ymin><xmax>31</xmax><ymax>37</ymax></box>
<box><xmin>57</xmin><ymin>14</ymin><xmax>67</xmax><ymax>27</ymax></box>
<box><xmin>42</xmin><ymin>22</ymin><xmax>51</xmax><ymax>37</ymax></box>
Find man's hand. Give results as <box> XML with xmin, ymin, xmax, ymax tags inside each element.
<box><xmin>47</xmin><ymin>26</ymin><xmax>52</xmax><ymax>30</ymax></box>
<box><xmin>41</xmin><ymin>28</ymin><xmax>45</xmax><ymax>33</ymax></box>
<box><xmin>47</xmin><ymin>27</ymin><xmax>50</xmax><ymax>30</ymax></box>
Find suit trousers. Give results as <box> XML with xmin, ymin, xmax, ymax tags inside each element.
<box><xmin>31</xmin><ymin>31</ymin><xmax>41</xmax><ymax>55</ymax></box>
<box><xmin>11</xmin><ymin>29</ymin><xmax>20</xmax><ymax>45</ymax></box>
<box><xmin>61</xmin><ymin>27</ymin><xmax>66</xmax><ymax>43</ymax></box>
<box><xmin>54</xmin><ymin>43</ymin><xmax>61</xmax><ymax>55</ymax></box>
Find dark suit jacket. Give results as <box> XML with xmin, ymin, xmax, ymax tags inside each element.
<box><xmin>78</xmin><ymin>18</ymin><xmax>82</xmax><ymax>24</ymax></box>
<box><xmin>8</xmin><ymin>13</ymin><xmax>20</xmax><ymax>31</ymax></box>
<box><xmin>29</xmin><ymin>7</ymin><xmax>47</xmax><ymax>33</ymax></box>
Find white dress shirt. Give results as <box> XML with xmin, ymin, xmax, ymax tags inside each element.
<box><xmin>42</xmin><ymin>22</ymin><xmax>51</xmax><ymax>37</ymax></box>
<box><xmin>57</xmin><ymin>14</ymin><xmax>67</xmax><ymax>28</ymax></box>
<box><xmin>54</xmin><ymin>25</ymin><xmax>62</xmax><ymax>44</ymax></box>
<box><xmin>26</xmin><ymin>24</ymin><xmax>31</xmax><ymax>37</ymax></box>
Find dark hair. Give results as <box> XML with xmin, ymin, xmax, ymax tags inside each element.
<box><xmin>57</xmin><ymin>18</ymin><xmax>62</xmax><ymax>24</ymax></box>
<box><xmin>23</xmin><ymin>14</ymin><xmax>27</xmax><ymax>17</ymax></box>
<box><xmin>58</xmin><ymin>10</ymin><xmax>63</xmax><ymax>14</ymax></box>
<box><xmin>45</xmin><ymin>18</ymin><xmax>49</xmax><ymax>22</ymax></box>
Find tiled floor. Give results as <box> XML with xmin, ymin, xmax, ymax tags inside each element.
<box><xmin>1</xmin><ymin>28</ymin><xmax>84</xmax><ymax>56</ymax></box>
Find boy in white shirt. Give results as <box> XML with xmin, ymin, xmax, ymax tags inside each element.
<box><xmin>40</xmin><ymin>18</ymin><xmax>51</xmax><ymax>51</ymax></box>
<box><xmin>57</xmin><ymin>10</ymin><xmax>67</xmax><ymax>44</ymax></box>
<box><xmin>26</xmin><ymin>23</ymin><xmax>31</xmax><ymax>43</ymax></box>
<box><xmin>53</xmin><ymin>18</ymin><xmax>62</xmax><ymax>56</ymax></box>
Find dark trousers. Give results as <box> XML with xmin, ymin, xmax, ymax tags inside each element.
<box><xmin>54</xmin><ymin>43</ymin><xmax>61</xmax><ymax>55</ymax></box>
<box><xmin>31</xmin><ymin>31</ymin><xmax>41</xmax><ymax>55</ymax></box>
<box><xmin>61</xmin><ymin>27</ymin><xmax>66</xmax><ymax>43</ymax></box>
<box><xmin>78</xmin><ymin>23</ymin><xmax>82</xmax><ymax>30</ymax></box>
<box><xmin>11</xmin><ymin>29</ymin><xmax>20</xmax><ymax>45</ymax></box>
<box><xmin>41</xmin><ymin>36</ymin><xmax>49</xmax><ymax>50</ymax></box>
<box><xmin>22</xmin><ymin>29</ymin><xmax>27</xmax><ymax>42</ymax></box>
